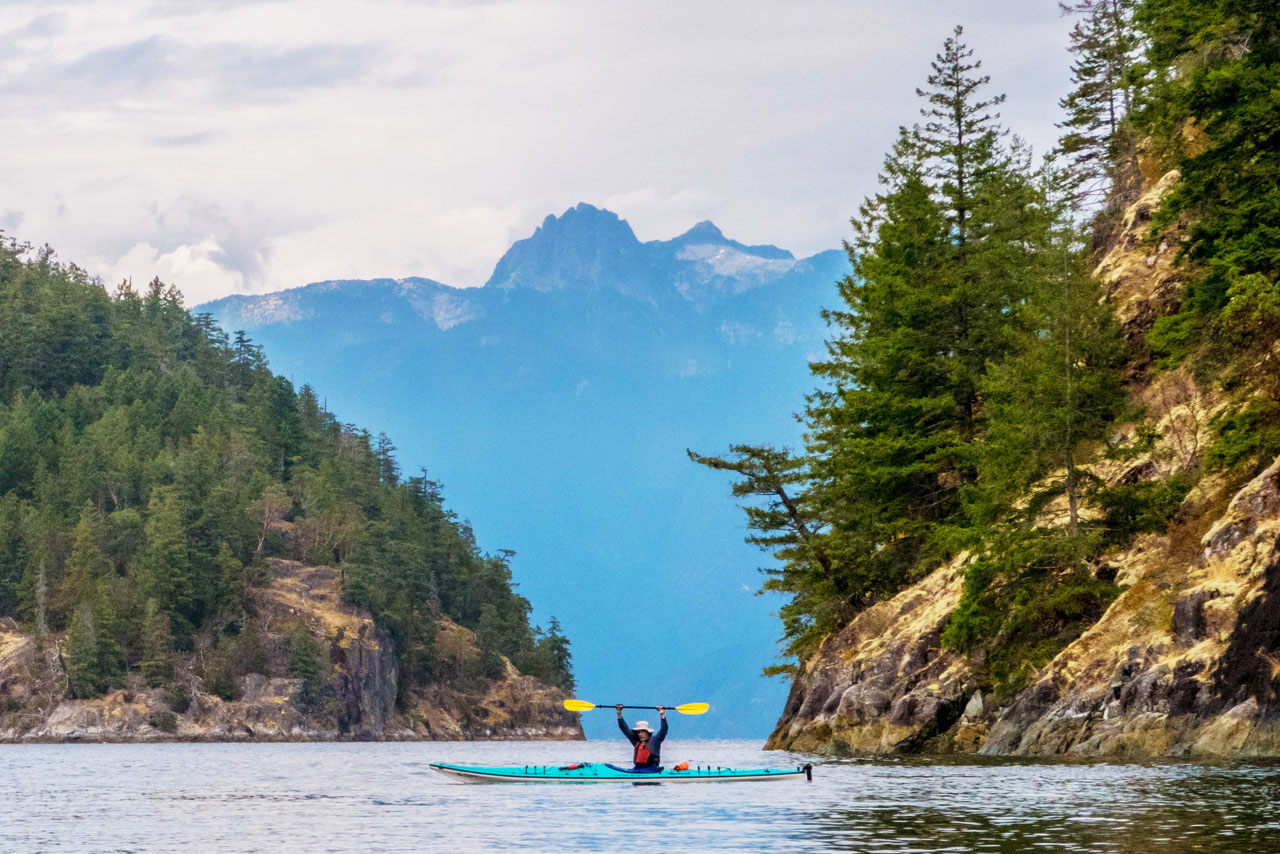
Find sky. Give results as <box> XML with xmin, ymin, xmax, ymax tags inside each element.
<box><xmin>1</xmin><ymin>0</ymin><xmax>1074</xmax><ymax>305</ymax></box>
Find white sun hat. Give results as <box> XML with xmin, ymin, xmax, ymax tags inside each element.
<box><xmin>633</xmin><ymin>721</ymin><xmax>652</xmax><ymax>732</ymax></box>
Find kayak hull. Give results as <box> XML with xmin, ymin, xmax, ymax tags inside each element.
<box><xmin>429</xmin><ymin>761</ymin><xmax>811</xmax><ymax>784</ymax></box>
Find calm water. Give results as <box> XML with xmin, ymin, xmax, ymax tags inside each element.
<box><xmin>3</xmin><ymin>739</ymin><xmax>1279</xmax><ymax>853</ymax></box>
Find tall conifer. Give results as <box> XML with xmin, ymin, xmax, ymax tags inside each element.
<box><xmin>138</xmin><ymin>488</ymin><xmax>194</xmax><ymax>631</ymax></box>
<box><xmin>1058</xmin><ymin>0</ymin><xmax>1144</xmax><ymax>205</ymax></box>
<box><xmin>141</xmin><ymin>597</ymin><xmax>174</xmax><ymax>686</ymax></box>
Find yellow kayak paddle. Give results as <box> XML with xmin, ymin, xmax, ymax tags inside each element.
<box><xmin>563</xmin><ymin>699</ymin><xmax>709</xmax><ymax>715</ymax></box>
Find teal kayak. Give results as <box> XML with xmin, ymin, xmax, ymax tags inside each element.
<box><xmin>429</xmin><ymin>762</ymin><xmax>812</xmax><ymax>783</ymax></box>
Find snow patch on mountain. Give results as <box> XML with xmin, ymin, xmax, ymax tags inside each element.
<box><xmin>677</xmin><ymin>244</ymin><xmax>798</xmax><ymax>288</ymax></box>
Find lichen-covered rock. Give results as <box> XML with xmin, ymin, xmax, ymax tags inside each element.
<box><xmin>1093</xmin><ymin>170</ymin><xmax>1184</xmax><ymax>361</ymax></box>
<box><xmin>766</xmin><ymin>555</ymin><xmax>977</xmax><ymax>754</ymax></box>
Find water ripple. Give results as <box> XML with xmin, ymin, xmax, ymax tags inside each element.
<box><xmin>2</xmin><ymin>741</ymin><xmax>1278</xmax><ymax>852</ymax></box>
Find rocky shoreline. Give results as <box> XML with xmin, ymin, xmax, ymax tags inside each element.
<box><xmin>0</xmin><ymin>559</ymin><xmax>583</xmax><ymax>744</ymax></box>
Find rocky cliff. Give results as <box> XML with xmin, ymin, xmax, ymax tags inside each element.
<box><xmin>768</xmin><ymin>172</ymin><xmax>1280</xmax><ymax>758</ymax></box>
<box><xmin>0</xmin><ymin>559</ymin><xmax>582</xmax><ymax>743</ymax></box>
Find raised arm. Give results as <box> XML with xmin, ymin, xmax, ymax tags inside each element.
<box><xmin>617</xmin><ymin>704</ymin><xmax>637</xmax><ymax>743</ymax></box>
<box><xmin>653</xmin><ymin>706</ymin><xmax>669</xmax><ymax>745</ymax></box>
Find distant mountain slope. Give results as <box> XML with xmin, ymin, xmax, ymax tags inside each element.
<box><xmin>203</xmin><ymin>206</ymin><xmax>848</xmax><ymax>739</ymax></box>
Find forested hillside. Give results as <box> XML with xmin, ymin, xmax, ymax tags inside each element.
<box><xmin>0</xmin><ymin>242</ymin><xmax>572</xmax><ymax>732</ymax></box>
<box><xmin>700</xmin><ymin>0</ymin><xmax>1280</xmax><ymax>755</ymax></box>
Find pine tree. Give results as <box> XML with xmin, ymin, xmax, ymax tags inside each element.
<box><xmin>1057</xmin><ymin>0</ymin><xmax>1144</xmax><ymax>206</ymax></box>
<box><xmin>141</xmin><ymin>597</ymin><xmax>174</xmax><ymax>686</ymax></box>
<box><xmin>978</xmin><ymin>190</ymin><xmax>1128</xmax><ymax>534</ymax></box>
<box><xmin>138</xmin><ymin>487</ymin><xmax>194</xmax><ymax>631</ymax></box>
<box><xmin>695</xmin><ymin>33</ymin><xmax>1053</xmax><ymax>658</ymax></box>
<box><xmin>63</xmin><ymin>502</ymin><xmax>112</xmax><ymax>608</ymax></box>
<box><xmin>542</xmin><ymin>617</ymin><xmax>574</xmax><ymax>692</ymax></box>
<box><xmin>65</xmin><ymin>604</ymin><xmax>103</xmax><ymax>698</ymax></box>
<box><xmin>62</xmin><ymin>502</ymin><xmax>124</xmax><ymax>686</ymax></box>
<box><xmin>1138</xmin><ymin>0</ymin><xmax>1280</xmax><ymax>414</ymax></box>
<box><xmin>289</xmin><ymin>623</ymin><xmax>324</xmax><ymax>708</ymax></box>
<box><xmin>916</xmin><ymin>25</ymin><xmax>1006</xmax><ymax>255</ymax></box>
<box><xmin>375</xmin><ymin>433</ymin><xmax>400</xmax><ymax>485</ymax></box>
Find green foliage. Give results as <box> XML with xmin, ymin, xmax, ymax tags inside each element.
<box><xmin>164</xmin><ymin>685</ymin><xmax>191</xmax><ymax>714</ymax></box>
<box><xmin>1136</xmin><ymin>0</ymin><xmax>1280</xmax><ymax>378</ymax></box>
<box><xmin>148</xmin><ymin>709</ymin><xmax>178</xmax><ymax>733</ymax></box>
<box><xmin>1096</xmin><ymin>472</ymin><xmax>1194</xmax><ymax>545</ymax></box>
<box><xmin>514</xmin><ymin>617</ymin><xmax>575</xmax><ymax>693</ymax></box>
<box><xmin>977</xmin><ymin>197</ymin><xmax>1129</xmax><ymax>535</ymax></box>
<box><xmin>942</xmin><ymin>531</ymin><xmax>1120</xmax><ymax>700</ymax></box>
<box><xmin>137</xmin><ymin>487</ymin><xmax>194</xmax><ymax>636</ymax></box>
<box><xmin>696</xmin><ymin>31</ymin><xmax>1120</xmax><ymax>663</ymax></box>
<box><xmin>289</xmin><ymin>624</ymin><xmax>325</xmax><ymax>708</ymax></box>
<box><xmin>201</xmin><ymin>636</ymin><xmax>241</xmax><ymax>702</ymax></box>
<box><xmin>65</xmin><ymin>605</ymin><xmax>104</xmax><ymax>698</ymax></box>
<box><xmin>1205</xmin><ymin>403</ymin><xmax>1280</xmax><ymax>476</ymax></box>
<box><xmin>1058</xmin><ymin>0</ymin><xmax>1146</xmax><ymax>205</ymax></box>
<box><xmin>141</xmin><ymin>598</ymin><xmax>174</xmax><ymax>686</ymax></box>
<box><xmin>1146</xmin><ymin>308</ymin><xmax>1201</xmax><ymax>370</ymax></box>
<box><xmin>0</xmin><ymin>233</ymin><xmax>569</xmax><ymax>703</ymax></box>
<box><xmin>696</xmin><ymin>2</ymin><xmax>1280</xmax><ymax>696</ymax></box>
<box><xmin>199</xmin><ymin>624</ymin><xmax>270</xmax><ymax>702</ymax></box>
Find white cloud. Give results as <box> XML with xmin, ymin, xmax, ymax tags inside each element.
<box><xmin>100</xmin><ymin>238</ymin><xmax>246</xmax><ymax>305</ymax></box>
<box><xmin>720</xmin><ymin>320</ymin><xmax>760</xmax><ymax>345</ymax></box>
<box><xmin>0</xmin><ymin>0</ymin><xmax>1074</xmax><ymax>303</ymax></box>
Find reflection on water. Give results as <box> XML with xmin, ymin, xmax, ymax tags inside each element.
<box><xmin>804</xmin><ymin>759</ymin><xmax>1280</xmax><ymax>852</ymax></box>
<box><xmin>2</xmin><ymin>740</ymin><xmax>1278</xmax><ymax>853</ymax></box>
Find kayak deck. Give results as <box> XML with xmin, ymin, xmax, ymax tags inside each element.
<box><xmin>430</xmin><ymin>761</ymin><xmax>812</xmax><ymax>784</ymax></box>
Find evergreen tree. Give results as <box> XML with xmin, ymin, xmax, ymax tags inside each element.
<box><xmin>138</xmin><ymin>487</ymin><xmax>194</xmax><ymax>631</ymax></box>
<box><xmin>201</xmin><ymin>637</ymin><xmax>241</xmax><ymax>701</ymax></box>
<box><xmin>1139</xmin><ymin>0</ymin><xmax>1280</xmax><ymax>427</ymax></box>
<box><xmin>61</xmin><ymin>502</ymin><xmax>125</xmax><ymax>686</ymax></box>
<box><xmin>475</xmin><ymin>602</ymin><xmax>512</xmax><ymax>680</ymax></box>
<box><xmin>916</xmin><ymin>25</ymin><xmax>1006</xmax><ymax>256</ymax></box>
<box><xmin>978</xmin><ymin>193</ymin><xmax>1129</xmax><ymax>534</ymax></box>
<box><xmin>141</xmin><ymin>597</ymin><xmax>174</xmax><ymax>686</ymax></box>
<box><xmin>289</xmin><ymin>623</ymin><xmax>324</xmax><ymax>708</ymax></box>
<box><xmin>0</xmin><ymin>493</ymin><xmax>26</xmax><ymax>617</ymax></box>
<box><xmin>541</xmin><ymin>617</ymin><xmax>574</xmax><ymax>692</ymax></box>
<box><xmin>65</xmin><ymin>604</ymin><xmax>103</xmax><ymax>698</ymax></box>
<box><xmin>1058</xmin><ymin>0</ymin><xmax>1145</xmax><ymax>205</ymax></box>
<box><xmin>696</xmin><ymin>32</ymin><xmax>1068</xmax><ymax>659</ymax></box>
<box><xmin>63</xmin><ymin>502</ymin><xmax>112</xmax><ymax>609</ymax></box>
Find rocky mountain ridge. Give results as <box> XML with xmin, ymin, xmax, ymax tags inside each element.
<box><xmin>767</xmin><ymin>171</ymin><xmax>1280</xmax><ymax>758</ymax></box>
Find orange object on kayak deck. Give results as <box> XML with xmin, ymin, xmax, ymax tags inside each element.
<box><xmin>674</xmin><ymin>761</ymin><xmax>690</xmax><ymax>771</ymax></box>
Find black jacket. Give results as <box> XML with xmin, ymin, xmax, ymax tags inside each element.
<box><xmin>618</xmin><ymin>715</ymin><xmax>668</xmax><ymax>767</ymax></box>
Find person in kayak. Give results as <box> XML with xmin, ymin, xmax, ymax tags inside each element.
<box><xmin>616</xmin><ymin>704</ymin><xmax>668</xmax><ymax>772</ymax></box>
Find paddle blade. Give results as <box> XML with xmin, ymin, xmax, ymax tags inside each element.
<box><xmin>674</xmin><ymin>702</ymin><xmax>709</xmax><ymax>715</ymax></box>
<box><xmin>563</xmin><ymin>699</ymin><xmax>596</xmax><ymax>712</ymax></box>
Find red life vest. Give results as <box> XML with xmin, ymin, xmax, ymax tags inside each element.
<box><xmin>634</xmin><ymin>740</ymin><xmax>652</xmax><ymax>765</ymax></box>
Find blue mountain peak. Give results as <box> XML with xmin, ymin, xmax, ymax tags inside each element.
<box><xmin>485</xmin><ymin>203</ymin><xmax>648</xmax><ymax>292</ymax></box>
<box><xmin>678</xmin><ymin>220</ymin><xmax>726</xmax><ymax>242</ymax></box>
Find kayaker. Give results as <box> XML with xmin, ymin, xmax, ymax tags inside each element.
<box><xmin>616</xmin><ymin>703</ymin><xmax>668</xmax><ymax>771</ymax></box>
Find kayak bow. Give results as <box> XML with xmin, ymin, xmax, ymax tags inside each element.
<box><xmin>429</xmin><ymin>761</ymin><xmax>813</xmax><ymax>784</ymax></box>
